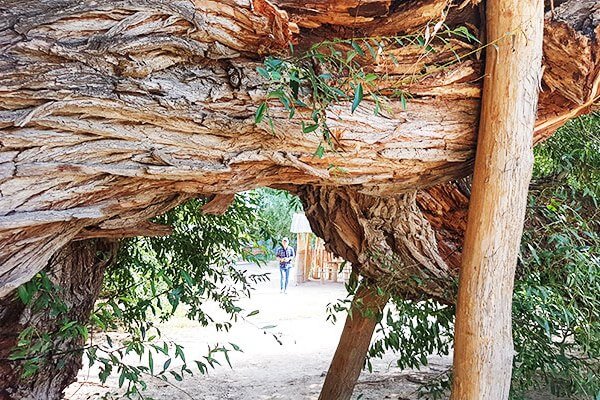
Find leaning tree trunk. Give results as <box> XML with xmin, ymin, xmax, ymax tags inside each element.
<box><xmin>0</xmin><ymin>239</ymin><xmax>118</xmax><ymax>400</ymax></box>
<box><xmin>0</xmin><ymin>0</ymin><xmax>598</xmax><ymax>298</ymax></box>
<box><xmin>318</xmin><ymin>283</ymin><xmax>389</xmax><ymax>400</ymax></box>
<box><xmin>450</xmin><ymin>0</ymin><xmax>544</xmax><ymax>398</ymax></box>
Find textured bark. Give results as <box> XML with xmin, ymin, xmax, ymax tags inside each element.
<box><xmin>299</xmin><ymin>185</ymin><xmax>457</xmax><ymax>303</ymax></box>
<box><xmin>0</xmin><ymin>1</ymin><xmax>596</xmax><ymax>399</ymax></box>
<box><xmin>451</xmin><ymin>0</ymin><xmax>544</xmax><ymax>399</ymax></box>
<box><xmin>0</xmin><ymin>239</ymin><xmax>118</xmax><ymax>400</ymax></box>
<box><xmin>0</xmin><ymin>0</ymin><xmax>598</xmax><ymax>300</ymax></box>
<box><xmin>318</xmin><ymin>283</ymin><xmax>388</xmax><ymax>400</ymax></box>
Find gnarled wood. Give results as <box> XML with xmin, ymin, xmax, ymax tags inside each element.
<box><xmin>0</xmin><ymin>0</ymin><xmax>597</xmax><ymax>301</ymax></box>
<box><xmin>300</xmin><ymin>186</ymin><xmax>455</xmax><ymax>303</ymax></box>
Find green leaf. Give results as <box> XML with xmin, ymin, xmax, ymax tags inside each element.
<box><xmin>265</xmin><ymin>57</ymin><xmax>283</xmax><ymax>69</ymax></box>
<box><xmin>256</xmin><ymin>67</ymin><xmax>269</xmax><ymax>79</ymax></box>
<box><xmin>17</xmin><ymin>285</ymin><xmax>31</xmax><ymax>305</ymax></box>
<box><xmin>314</xmin><ymin>144</ymin><xmax>325</xmax><ymax>159</ymax></box>
<box><xmin>351</xmin><ymin>40</ymin><xmax>365</xmax><ymax>56</ymax></box>
<box><xmin>351</xmin><ymin>83</ymin><xmax>363</xmax><ymax>113</ymax></box>
<box><xmin>302</xmin><ymin>123</ymin><xmax>319</xmax><ymax>134</ymax></box>
<box><xmin>246</xmin><ymin>310</ymin><xmax>259</xmax><ymax>317</ymax></box>
<box><xmin>170</xmin><ymin>371</ymin><xmax>183</xmax><ymax>381</ymax></box>
<box><xmin>364</xmin><ymin>73</ymin><xmax>377</xmax><ymax>83</ymax></box>
<box><xmin>255</xmin><ymin>102</ymin><xmax>267</xmax><ymax>124</ymax></box>
<box><xmin>400</xmin><ymin>92</ymin><xmax>407</xmax><ymax>110</ymax></box>
<box><xmin>195</xmin><ymin>360</ymin><xmax>207</xmax><ymax>374</ymax></box>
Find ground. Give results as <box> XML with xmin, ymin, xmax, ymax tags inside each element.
<box><xmin>63</xmin><ymin>262</ymin><xmax>560</xmax><ymax>400</ymax></box>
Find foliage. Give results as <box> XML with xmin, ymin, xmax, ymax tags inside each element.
<box><xmin>533</xmin><ymin>112</ymin><xmax>600</xmax><ymax>198</ymax></box>
<box><xmin>10</xmin><ymin>273</ymin><xmax>89</xmax><ymax>379</ymax></box>
<box><xmin>255</xmin><ymin>24</ymin><xmax>480</xmax><ymax>156</ymax></box>
<box><xmin>510</xmin><ymin>112</ymin><xmax>600</xmax><ymax>399</ymax></box>
<box><xmin>512</xmin><ymin>193</ymin><xmax>599</xmax><ymax>398</ymax></box>
<box><xmin>253</xmin><ymin>187</ymin><xmax>303</xmax><ymax>252</ymax></box>
<box><xmin>368</xmin><ymin>298</ymin><xmax>455</xmax><ymax>373</ymax></box>
<box><xmin>11</xmin><ymin>194</ymin><xmax>272</xmax><ymax>398</ymax></box>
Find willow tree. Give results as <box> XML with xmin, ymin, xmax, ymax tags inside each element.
<box><xmin>0</xmin><ymin>0</ymin><xmax>599</xmax><ymax>398</ymax></box>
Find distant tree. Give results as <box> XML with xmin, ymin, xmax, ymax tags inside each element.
<box><xmin>254</xmin><ymin>188</ymin><xmax>303</xmax><ymax>252</ymax></box>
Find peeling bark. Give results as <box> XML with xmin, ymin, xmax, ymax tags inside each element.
<box><xmin>299</xmin><ymin>185</ymin><xmax>457</xmax><ymax>303</ymax></box>
<box><xmin>0</xmin><ymin>0</ymin><xmax>598</xmax><ymax>299</ymax></box>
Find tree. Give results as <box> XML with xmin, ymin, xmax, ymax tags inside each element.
<box><xmin>0</xmin><ymin>0</ymin><xmax>599</xmax><ymax>398</ymax></box>
<box><xmin>0</xmin><ymin>0</ymin><xmax>598</xmax><ymax>295</ymax></box>
<box><xmin>0</xmin><ymin>240</ymin><xmax>117</xmax><ymax>400</ymax></box>
<box><xmin>360</xmin><ymin>112</ymin><xmax>600</xmax><ymax>399</ymax></box>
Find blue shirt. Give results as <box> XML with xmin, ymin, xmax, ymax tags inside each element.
<box><xmin>276</xmin><ymin>246</ymin><xmax>295</xmax><ymax>268</ymax></box>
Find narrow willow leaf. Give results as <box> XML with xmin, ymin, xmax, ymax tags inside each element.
<box><xmin>351</xmin><ymin>83</ymin><xmax>363</xmax><ymax>113</ymax></box>
<box><xmin>302</xmin><ymin>123</ymin><xmax>319</xmax><ymax>133</ymax></box>
<box><xmin>17</xmin><ymin>286</ymin><xmax>30</xmax><ymax>304</ymax></box>
<box><xmin>255</xmin><ymin>102</ymin><xmax>267</xmax><ymax>124</ymax></box>
<box><xmin>256</xmin><ymin>67</ymin><xmax>269</xmax><ymax>79</ymax></box>
<box><xmin>351</xmin><ymin>40</ymin><xmax>365</xmax><ymax>56</ymax></box>
<box><xmin>314</xmin><ymin>144</ymin><xmax>325</xmax><ymax>158</ymax></box>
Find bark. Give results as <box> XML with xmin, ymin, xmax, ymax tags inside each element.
<box><xmin>318</xmin><ymin>283</ymin><xmax>388</xmax><ymax>400</ymax></box>
<box><xmin>451</xmin><ymin>0</ymin><xmax>544</xmax><ymax>399</ymax></box>
<box><xmin>0</xmin><ymin>239</ymin><xmax>118</xmax><ymax>400</ymax></box>
<box><xmin>299</xmin><ymin>185</ymin><xmax>456</xmax><ymax>303</ymax></box>
<box><xmin>0</xmin><ymin>0</ymin><xmax>597</xmax><ymax>299</ymax></box>
<box><xmin>0</xmin><ymin>1</ymin><xmax>595</xmax><ymax>398</ymax></box>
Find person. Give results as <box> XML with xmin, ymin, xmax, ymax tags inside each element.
<box><xmin>275</xmin><ymin>237</ymin><xmax>295</xmax><ymax>294</ymax></box>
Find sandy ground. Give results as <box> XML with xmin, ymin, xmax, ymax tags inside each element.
<box><xmin>64</xmin><ymin>262</ymin><xmax>559</xmax><ymax>400</ymax></box>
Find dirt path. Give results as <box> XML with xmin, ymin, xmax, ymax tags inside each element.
<box><xmin>64</xmin><ymin>262</ymin><xmax>557</xmax><ymax>400</ymax></box>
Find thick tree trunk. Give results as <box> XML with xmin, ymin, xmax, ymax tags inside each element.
<box><xmin>0</xmin><ymin>2</ymin><xmax>596</xmax><ymax>399</ymax></box>
<box><xmin>299</xmin><ymin>185</ymin><xmax>457</xmax><ymax>303</ymax></box>
<box><xmin>318</xmin><ymin>283</ymin><xmax>388</xmax><ymax>400</ymax></box>
<box><xmin>451</xmin><ymin>0</ymin><xmax>544</xmax><ymax>399</ymax></box>
<box><xmin>0</xmin><ymin>0</ymin><xmax>598</xmax><ymax>298</ymax></box>
<box><xmin>0</xmin><ymin>239</ymin><xmax>118</xmax><ymax>400</ymax></box>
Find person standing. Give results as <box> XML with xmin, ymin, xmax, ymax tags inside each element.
<box><xmin>276</xmin><ymin>237</ymin><xmax>295</xmax><ymax>294</ymax></box>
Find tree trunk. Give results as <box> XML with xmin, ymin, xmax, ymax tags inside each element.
<box><xmin>0</xmin><ymin>2</ymin><xmax>596</xmax><ymax>399</ymax></box>
<box><xmin>299</xmin><ymin>185</ymin><xmax>458</xmax><ymax>303</ymax></box>
<box><xmin>0</xmin><ymin>0</ymin><xmax>598</xmax><ymax>297</ymax></box>
<box><xmin>0</xmin><ymin>239</ymin><xmax>118</xmax><ymax>400</ymax></box>
<box><xmin>318</xmin><ymin>283</ymin><xmax>389</xmax><ymax>400</ymax></box>
<box><xmin>451</xmin><ymin>0</ymin><xmax>544</xmax><ymax>399</ymax></box>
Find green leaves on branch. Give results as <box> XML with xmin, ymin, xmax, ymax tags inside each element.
<box><xmin>12</xmin><ymin>194</ymin><xmax>272</xmax><ymax>398</ymax></box>
<box><xmin>254</xmin><ymin>25</ymin><xmax>479</xmax><ymax>158</ymax></box>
